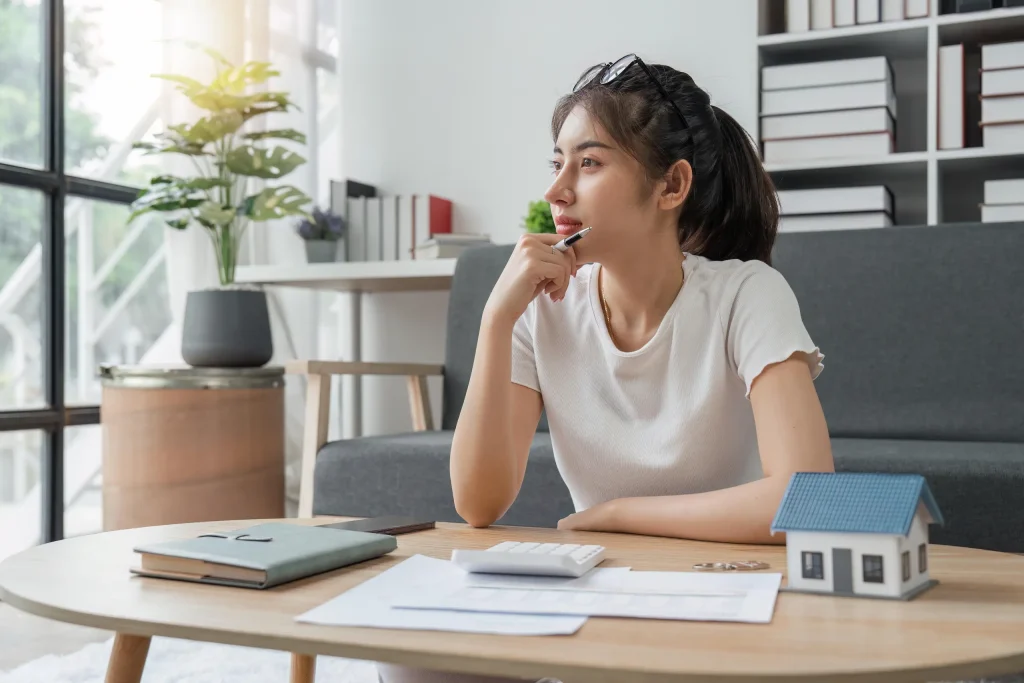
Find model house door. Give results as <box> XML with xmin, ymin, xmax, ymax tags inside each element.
<box><xmin>832</xmin><ymin>548</ymin><xmax>853</xmax><ymax>593</ymax></box>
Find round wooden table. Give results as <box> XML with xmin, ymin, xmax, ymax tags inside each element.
<box><xmin>1</xmin><ymin>519</ymin><xmax>1024</xmax><ymax>683</ymax></box>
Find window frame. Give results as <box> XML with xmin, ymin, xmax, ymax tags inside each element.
<box><xmin>919</xmin><ymin>543</ymin><xmax>928</xmax><ymax>573</ymax></box>
<box><xmin>902</xmin><ymin>550</ymin><xmax>911</xmax><ymax>582</ymax></box>
<box><xmin>863</xmin><ymin>554</ymin><xmax>885</xmax><ymax>583</ymax></box>
<box><xmin>801</xmin><ymin>550</ymin><xmax>824</xmax><ymax>579</ymax></box>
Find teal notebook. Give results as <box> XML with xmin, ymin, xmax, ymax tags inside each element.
<box><xmin>130</xmin><ymin>522</ymin><xmax>397</xmax><ymax>589</ymax></box>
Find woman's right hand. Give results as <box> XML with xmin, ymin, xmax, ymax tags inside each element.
<box><xmin>484</xmin><ymin>233</ymin><xmax>578</xmax><ymax>326</ymax></box>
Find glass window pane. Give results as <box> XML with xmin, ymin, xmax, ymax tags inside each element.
<box><xmin>0</xmin><ymin>0</ymin><xmax>44</xmax><ymax>167</ymax></box>
<box><xmin>0</xmin><ymin>430</ymin><xmax>43</xmax><ymax>563</ymax></box>
<box><xmin>64</xmin><ymin>424</ymin><xmax>101</xmax><ymax>538</ymax></box>
<box><xmin>65</xmin><ymin>198</ymin><xmax>171</xmax><ymax>405</ymax></box>
<box><xmin>0</xmin><ymin>184</ymin><xmax>45</xmax><ymax>410</ymax></box>
<box><xmin>64</xmin><ymin>0</ymin><xmax>163</xmax><ymax>184</ymax></box>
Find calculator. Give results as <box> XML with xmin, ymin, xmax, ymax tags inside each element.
<box><xmin>451</xmin><ymin>541</ymin><xmax>607</xmax><ymax>578</ymax></box>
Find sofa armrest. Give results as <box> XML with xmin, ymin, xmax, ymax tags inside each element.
<box><xmin>287</xmin><ymin>359</ymin><xmax>444</xmax><ymax>517</ymax></box>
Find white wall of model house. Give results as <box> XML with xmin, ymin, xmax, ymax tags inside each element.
<box><xmin>329</xmin><ymin>0</ymin><xmax>759</xmax><ymax>437</ymax></box>
<box><xmin>785</xmin><ymin>506</ymin><xmax>933</xmax><ymax>598</ymax></box>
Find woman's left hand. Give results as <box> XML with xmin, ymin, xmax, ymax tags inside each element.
<box><xmin>557</xmin><ymin>500</ymin><xmax>616</xmax><ymax>532</ymax></box>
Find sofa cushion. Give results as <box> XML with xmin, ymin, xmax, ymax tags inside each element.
<box><xmin>442</xmin><ymin>244</ymin><xmax>551</xmax><ymax>432</ymax></box>
<box><xmin>313</xmin><ymin>430</ymin><xmax>574</xmax><ymax>528</ymax></box>
<box><xmin>773</xmin><ymin>223</ymin><xmax>1024</xmax><ymax>443</ymax></box>
<box><xmin>832</xmin><ymin>437</ymin><xmax>1024</xmax><ymax>553</ymax></box>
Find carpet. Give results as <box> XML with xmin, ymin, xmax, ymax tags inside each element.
<box><xmin>0</xmin><ymin>636</ymin><xmax>380</xmax><ymax>683</ymax></box>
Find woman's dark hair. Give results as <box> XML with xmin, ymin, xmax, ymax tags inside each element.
<box><xmin>552</xmin><ymin>61</ymin><xmax>779</xmax><ymax>264</ymax></box>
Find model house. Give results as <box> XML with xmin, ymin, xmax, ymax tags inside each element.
<box><xmin>771</xmin><ymin>472</ymin><xmax>945</xmax><ymax>600</ymax></box>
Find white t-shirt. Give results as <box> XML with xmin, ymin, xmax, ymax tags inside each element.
<box><xmin>511</xmin><ymin>252</ymin><xmax>824</xmax><ymax>512</ymax></box>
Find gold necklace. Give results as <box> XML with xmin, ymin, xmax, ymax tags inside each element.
<box><xmin>599</xmin><ymin>257</ymin><xmax>685</xmax><ymax>334</ymax></box>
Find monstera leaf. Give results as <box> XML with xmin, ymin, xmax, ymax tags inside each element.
<box><xmin>196</xmin><ymin>201</ymin><xmax>237</xmax><ymax>227</ymax></box>
<box><xmin>213</xmin><ymin>61</ymin><xmax>280</xmax><ymax>94</ymax></box>
<box><xmin>241</xmin><ymin>185</ymin><xmax>312</xmax><ymax>222</ymax></box>
<box><xmin>167</xmin><ymin>111</ymin><xmax>244</xmax><ymax>145</ymax></box>
<box><xmin>225</xmin><ymin>146</ymin><xmax>306</xmax><ymax>179</ymax></box>
<box><xmin>242</xmin><ymin>129</ymin><xmax>306</xmax><ymax>144</ymax></box>
<box><xmin>128</xmin><ymin>183</ymin><xmax>206</xmax><ymax>223</ymax></box>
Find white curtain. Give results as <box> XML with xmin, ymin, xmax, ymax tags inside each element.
<box><xmin>154</xmin><ymin>0</ymin><xmax>341</xmax><ymax>515</ymax></box>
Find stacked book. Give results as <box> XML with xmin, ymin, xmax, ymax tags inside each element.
<box><xmin>785</xmin><ymin>0</ymin><xmax>929</xmax><ymax>32</ymax></box>
<box><xmin>980</xmin><ymin>179</ymin><xmax>1024</xmax><ymax>223</ymax></box>
<box><xmin>414</xmin><ymin>233</ymin><xmax>491</xmax><ymax>260</ymax></box>
<box><xmin>777</xmin><ymin>186</ymin><xmax>894</xmax><ymax>232</ymax></box>
<box><xmin>980</xmin><ymin>40</ymin><xmax>1024</xmax><ymax>150</ymax></box>
<box><xmin>761</xmin><ymin>56</ymin><xmax>896</xmax><ymax>164</ymax></box>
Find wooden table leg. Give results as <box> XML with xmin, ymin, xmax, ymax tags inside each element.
<box><xmin>105</xmin><ymin>633</ymin><xmax>151</xmax><ymax>683</ymax></box>
<box><xmin>290</xmin><ymin>653</ymin><xmax>316</xmax><ymax>683</ymax></box>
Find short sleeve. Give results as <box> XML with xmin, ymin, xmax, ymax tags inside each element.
<box><xmin>511</xmin><ymin>302</ymin><xmax>540</xmax><ymax>392</ymax></box>
<box><xmin>722</xmin><ymin>264</ymin><xmax>824</xmax><ymax>398</ymax></box>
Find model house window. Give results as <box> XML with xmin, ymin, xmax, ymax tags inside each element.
<box><xmin>919</xmin><ymin>543</ymin><xmax>927</xmax><ymax>573</ymax></box>
<box><xmin>902</xmin><ymin>551</ymin><xmax>911</xmax><ymax>581</ymax></box>
<box><xmin>863</xmin><ymin>554</ymin><xmax>884</xmax><ymax>583</ymax></box>
<box><xmin>802</xmin><ymin>551</ymin><xmax>824</xmax><ymax>579</ymax></box>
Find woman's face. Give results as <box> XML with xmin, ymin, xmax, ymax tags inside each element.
<box><xmin>544</xmin><ymin>105</ymin><xmax>662</xmax><ymax>262</ymax></box>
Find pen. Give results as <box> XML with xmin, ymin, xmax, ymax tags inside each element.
<box><xmin>552</xmin><ymin>226</ymin><xmax>591</xmax><ymax>253</ymax></box>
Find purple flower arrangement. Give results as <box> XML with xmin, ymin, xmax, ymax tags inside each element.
<box><xmin>295</xmin><ymin>206</ymin><xmax>345</xmax><ymax>241</ymax></box>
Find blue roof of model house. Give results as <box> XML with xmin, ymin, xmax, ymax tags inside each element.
<box><xmin>770</xmin><ymin>472</ymin><xmax>945</xmax><ymax>536</ymax></box>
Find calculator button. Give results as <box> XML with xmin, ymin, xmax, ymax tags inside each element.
<box><xmin>550</xmin><ymin>544</ymin><xmax>580</xmax><ymax>555</ymax></box>
<box><xmin>509</xmin><ymin>542</ymin><xmax>539</xmax><ymax>553</ymax></box>
<box><xmin>571</xmin><ymin>545</ymin><xmax>601</xmax><ymax>561</ymax></box>
<box><xmin>487</xmin><ymin>541</ymin><xmax>519</xmax><ymax>552</ymax></box>
<box><xmin>529</xmin><ymin>543</ymin><xmax>561</xmax><ymax>554</ymax></box>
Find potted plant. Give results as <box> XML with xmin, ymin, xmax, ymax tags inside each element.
<box><xmin>128</xmin><ymin>48</ymin><xmax>312</xmax><ymax>368</ymax></box>
<box><xmin>523</xmin><ymin>199</ymin><xmax>556</xmax><ymax>234</ymax></box>
<box><xmin>296</xmin><ymin>206</ymin><xmax>345</xmax><ymax>262</ymax></box>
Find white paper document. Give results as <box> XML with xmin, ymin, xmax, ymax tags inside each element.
<box><xmin>295</xmin><ymin>554</ymin><xmax>588</xmax><ymax>635</ymax></box>
<box><xmin>393</xmin><ymin>569</ymin><xmax>783</xmax><ymax>624</ymax></box>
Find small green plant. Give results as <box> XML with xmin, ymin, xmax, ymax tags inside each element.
<box><xmin>523</xmin><ymin>200</ymin><xmax>556</xmax><ymax>234</ymax></box>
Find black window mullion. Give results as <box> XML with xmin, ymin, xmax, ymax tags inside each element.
<box><xmin>40</xmin><ymin>0</ymin><xmax>66</xmax><ymax>544</ymax></box>
<box><xmin>66</xmin><ymin>176</ymin><xmax>140</xmax><ymax>205</ymax></box>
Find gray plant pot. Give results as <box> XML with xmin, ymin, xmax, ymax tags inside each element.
<box><xmin>181</xmin><ymin>289</ymin><xmax>273</xmax><ymax>368</ymax></box>
<box><xmin>305</xmin><ymin>240</ymin><xmax>340</xmax><ymax>263</ymax></box>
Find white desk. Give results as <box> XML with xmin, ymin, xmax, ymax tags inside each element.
<box><xmin>235</xmin><ymin>260</ymin><xmax>458</xmax><ymax>436</ymax></box>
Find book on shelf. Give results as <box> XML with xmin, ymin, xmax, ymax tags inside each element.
<box><xmin>905</xmin><ymin>0</ymin><xmax>930</xmax><ymax>18</ymax></box>
<box><xmin>982</xmin><ymin>67</ymin><xmax>1024</xmax><ymax>97</ymax></box>
<box><xmin>762</xmin><ymin>107</ymin><xmax>894</xmax><ymax>140</ymax></box>
<box><xmin>761</xmin><ymin>56</ymin><xmax>891</xmax><ymax>91</ymax></box>
<box><xmin>810</xmin><ymin>0</ymin><xmax>833</xmax><ymax>28</ymax></box>
<box><xmin>365</xmin><ymin>196</ymin><xmax>382</xmax><ymax>262</ymax></box>
<box><xmin>764</xmin><ymin>131</ymin><xmax>893</xmax><ymax>163</ymax></box>
<box><xmin>980</xmin><ymin>94</ymin><xmax>1024</xmax><ymax>124</ymax></box>
<box><xmin>984</xmin><ymin>178</ymin><xmax>1024</xmax><ymax>205</ymax></box>
<box><xmin>938</xmin><ymin>44</ymin><xmax>965</xmax><ymax>150</ymax></box>
<box><xmin>980</xmin><ymin>203</ymin><xmax>1024</xmax><ymax>223</ymax></box>
<box><xmin>778</xmin><ymin>186</ymin><xmax>893</xmax><ymax>216</ymax></box>
<box><xmin>857</xmin><ymin>0</ymin><xmax>881</xmax><ymax>23</ymax></box>
<box><xmin>414</xmin><ymin>234</ymin><xmax>492</xmax><ymax>260</ymax></box>
<box><xmin>881</xmin><ymin>0</ymin><xmax>905</xmax><ymax>20</ymax></box>
<box><xmin>786</xmin><ymin>0</ymin><xmax>810</xmax><ymax>31</ymax></box>
<box><xmin>981</xmin><ymin>120</ymin><xmax>1024</xmax><ymax>149</ymax></box>
<box><xmin>780</xmin><ymin>212</ymin><xmax>893</xmax><ymax>232</ymax></box>
<box><xmin>982</xmin><ymin>40</ymin><xmax>1024</xmax><ymax>72</ymax></box>
<box><xmin>760</xmin><ymin>79</ymin><xmax>897</xmax><ymax>116</ymax></box>
<box><xmin>345</xmin><ymin>196</ymin><xmax>367</xmax><ymax>262</ymax></box>
<box><xmin>834</xmin><ymin>0</ymin><xmax>857</xmax><ymax>26</ymax></box>
<box><xmin>396</xmin><ymin>194</ymin><xmax>454</xmax><ymax>261</ymax></box>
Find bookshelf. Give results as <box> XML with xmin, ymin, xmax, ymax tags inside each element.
<box><xmin>757</xmin><ymin>2</ymin><xmax>1024</xmax><ymax>225</ymax></box>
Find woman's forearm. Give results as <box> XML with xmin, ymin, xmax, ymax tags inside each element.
<box><xmin>600</xmin><ymin>476</ymin><xmax>794</xmax><ymax>545</ymax></box>
<box><xmin>449</xmin><ymin>311</ymin><xmax>520</xmax><ymax>526</ymax></box>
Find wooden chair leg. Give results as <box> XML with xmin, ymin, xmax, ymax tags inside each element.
<box><xmin>105</xmin><ymin>633</ymin><xmax>151</xmax><ymax>683</ymax></box>
<box><xmin>298</xmin><ymin>373</ymin><xmax>331</xmax><ymax>518</ymax></box>
<box><xmin>406</xmin><ymin>374</ymin><xmax>433</xmax><ymax>432</ymax></box>
<box><xmin>290</xmin><ymin>653</ymin><xmax>316</xmax><ymax>683</ymax></box>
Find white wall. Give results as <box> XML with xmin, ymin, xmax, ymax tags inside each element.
<box><xmin>786</xmin><ymin>531</ymin><xmax>902</xmax><ymax>598</ymax></box>
<box><xmin>335</xmin><ymin>0</ymin><xmax>759</xmax><ymax>436</ymax></box>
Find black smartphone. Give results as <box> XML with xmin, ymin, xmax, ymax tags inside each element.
<box><xmin>316</xmin><ymin>516</ymin><xmax>435</xmax><ymax>535</ymax></box>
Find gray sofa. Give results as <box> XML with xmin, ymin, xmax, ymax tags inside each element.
<box><xmin>313</xmin><ymin>222</ymin><xmax>1024</xmax><ymax>553</ymax></box>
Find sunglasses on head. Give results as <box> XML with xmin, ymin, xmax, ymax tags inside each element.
<box><xmin>573</xmin><ymin>54</ymin><xmax>690</xmax><ymax>132</ymax></box>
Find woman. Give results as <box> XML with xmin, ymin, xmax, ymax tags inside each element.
<box><xmin>378</xmin><ymin>54</ymin><xmax>834</xmax><ymax>683</ymax></box>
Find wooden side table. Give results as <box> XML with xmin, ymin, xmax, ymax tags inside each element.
<box><xmin>99</xmin><ymin>366</ymin><xmax>285</xmax><ymax>531</ymax></box>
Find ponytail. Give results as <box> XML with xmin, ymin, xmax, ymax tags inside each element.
<box><xmin>678</xmin><ymin>106</ymin><xmax>779</xmax><ymax>265</ymax></box>
<box><xmin>552</xmin><ymin>61</ymin><xmax>779</xmax><ymax>264</ymax></box>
